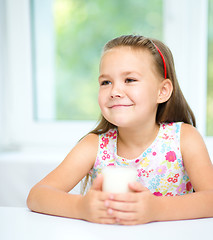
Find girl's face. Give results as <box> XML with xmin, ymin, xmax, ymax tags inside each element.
<box><xmin>98</xmin><ymin>46</ymin><xmax>163</xmax><ymax>129</ymax></box>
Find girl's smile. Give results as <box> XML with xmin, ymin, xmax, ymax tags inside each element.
<box><xmin>98</xmin><ymin>46</ymin><xmax>162</xmax><ymax>128</ymax></box>
<box><xmin>109</xmin><ymin>104</ymin><xmax>134</xmax><ymax>109</ymax></box>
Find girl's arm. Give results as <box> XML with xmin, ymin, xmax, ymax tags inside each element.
<box><xmin>104</xmin><ymin>124</ymin><xmax>213</xmax><ymax>225</ymax></box>
<box><xmin>27</xmin><ymin>134</ymin><xmax>115</xmax><ymax>224</ymax></box>
<box><xmin>155</xmin><ymin>123</ymin><xmax>213</xmax><ymax>221</ymax></box>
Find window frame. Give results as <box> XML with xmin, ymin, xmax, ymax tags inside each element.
<box><xmin>1</xmin><ymin>0</ymin><xmax>96</xmax><ymax>151</ymax></box>
<box><xmin>0</xmin><ymin>0</ymin><xmax>212</xmax><ymax>158</ymax></box>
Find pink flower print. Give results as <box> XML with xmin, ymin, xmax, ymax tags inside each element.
<box><xmin>112</xmin><ymin>130</ymin><xmax>117</xmax><ymax>139</ymax></box>
<box><xmin>141</xmin><ymin>169</ymin><xmax>153</xmax><ymax>178</ymax></box>
<box><xmin>165</xmin><ymin>151</ymin><xmax>176</xmax><ymax>162</ymax></box>
<box><xmin>154</xmin><ymin>192</ymin><xmax>163</xmax><ymax>196</ymax></box>
<box><xmin>106</xmin><ymin>130</ymin><xmax>117</xmax><ymax>139</ymax></box>
<box><xmin>137</xmin><ymin>169</ymin><xmax>142</xmax><ymax>177</ymax></box>
<box><xmin>152</xmin><ymin>152</ymin><xmax>157</xmax><ymax>156</ymax></box>
<box><xmin>165</xmin><ymin>192</ymin><xmax>174</xmax><ymax>196</ymax></box>
<box><xmin>101</xmin><ymin>137</ymin><xmax>109</xmax><ymax>148</ymax></box>
<box><xmin>107</xmin><ymin>154</ymin><xmax>110</xmax><ymax>159</ymax></box>
<box><xmin>170</xmin><ymin>173</ymin><xmax>180</xmax><ymax>183</ymax></box>
<box><xmin>176</xmin><ymin>183</ymin><xmax>186</xmax><ymax>195</ymax></box>
<box><xmin>107</xmin><ymin>163</ymin><xmax>115</xmax><ymax>166</ymax></box>
<box><xmin>186</xmin><ymin>182</ymin><xmax>192</xmax><ymax>191</ymax></box>
<box><xmin>103</xmin><ymin>150</ymin><xmax>107</xmax><ymax>154</ymax></box>
<box><xmin>156</xmin><ymin>165</ymin><xmax>167</xmax><ymax>175</ymax></box>
<box><xmin>163</xmin><ymin>133</ymin><xmax>169</xmax><ymax>140</ymax></box>
<box><xmin>168</xmin><ymin>177</ymin><xmax>173</xmax><ymax>182</ymax></box>
<box><xmin>100</xmin><ymin>143</ymin><xmax>104</xmax><ymax>149</ymax></box>
<box><xmin>102</xmin><ymin>155</ymin><xmax>106</xmax><ymax>160</ymax></box>
<box><xmin>135</xmin><ymin>159</ymin><xmax>139</xmax><ymax>163</ymax></box>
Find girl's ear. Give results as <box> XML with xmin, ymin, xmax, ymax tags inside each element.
<box><xmin>157</xmin><ymin>79</ymin><xmax>173</xmax><ymax>104</ymax></box>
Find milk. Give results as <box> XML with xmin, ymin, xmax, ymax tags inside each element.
<box><xmin>102</xmin><ymin>167</ymin><xmax>137</xmax><ymax>193</ymax></box>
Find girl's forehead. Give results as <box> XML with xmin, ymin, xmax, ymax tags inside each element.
<box><xmin>100</xmin><ymin>46</ymin><xmax>155</xmax><ymax>71</ymax></box>
<box><xmin>102</xmin><ymin>46</ymin><xmax>150</xmax><ymax>57</ymax></box>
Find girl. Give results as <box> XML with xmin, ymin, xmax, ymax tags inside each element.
<box><xmin>27</xmin><ymin>35</ymin><xmax>213</xmax><ymax>225</ymax></box>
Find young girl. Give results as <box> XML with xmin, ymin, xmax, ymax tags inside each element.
<box><xmin>27</xmin><ymin>35</ymin><xmax>213</xmax><ymax>225</ymax></box>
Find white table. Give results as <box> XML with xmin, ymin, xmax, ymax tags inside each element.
<box><xmin>1</xmin><ymin>207</ymin><xmax>213</xmax><ymax>240</ymax></box>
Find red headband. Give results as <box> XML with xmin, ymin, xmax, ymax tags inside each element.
<box><xmin>154</xmin><ymin>44</ymin><xmax>167</xmax><ymax>79</ymax></box>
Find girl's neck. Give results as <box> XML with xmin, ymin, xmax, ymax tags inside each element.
<box><xmin>117</xmin><ymin>122</ymin><xmax>160</xmax><ymax>159</ymax></box>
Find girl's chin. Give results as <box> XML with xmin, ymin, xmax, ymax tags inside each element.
<box><xmin>107</xmin><ymin>119</ymin><xmax>132</xmax><ymax>128</ymax></box>
<box><xmin>103</xmin><ymin>113</ymin><xmax>135</xmax><ymax>128</ymax></box>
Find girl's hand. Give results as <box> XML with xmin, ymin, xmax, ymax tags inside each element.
<box><xmin>78</xmin><ymin>175</ymin><xmax>116</xmax><ymax>224</ymax></box>
<box><xmin>104</xmin><ymin>182</ymin><xmax>158</xmax><ymax>225</ymax></box>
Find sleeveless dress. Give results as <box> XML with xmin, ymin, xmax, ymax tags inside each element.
<box><xmin>90</xmin><ymin>122</ymin><xmax>193</xmax><ymax>196</ymax></box>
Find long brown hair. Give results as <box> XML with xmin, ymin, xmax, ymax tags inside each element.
<box><xmin>91</xmin><ymin>34</ymin><xmax>196</xmax><ymax>135</ymax></box>
<box><xmin>81</xmin><ymin>35</ymin><xmax>196</xmax><ymax>193</ymax></box>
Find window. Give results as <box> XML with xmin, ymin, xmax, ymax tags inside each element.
<box><xmin>0</xmin><ymin>0</ymin><xmax>212</xmax><ymax>158</ymax></box>
<box><xmin>31</xmin><ymin>0</ymin><xmax>163</xmax><ymax>121</ymax></box>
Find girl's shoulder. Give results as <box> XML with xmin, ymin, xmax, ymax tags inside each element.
<box><xmin>180</xmin><ymin>123</ymin><xmax>205</xmax><ymax>158</ymax></box>
<box><xmin>68</xmin><ymin>133</ymin><xmax>99</xmax><ymax>170</ymax></box>
<box><xmin>161</xmin><ymin>122</ymin><xmax>197</xmax><ymax>137</ymax></box>
<box><xmin>180</xmin><ymin>122</ymin><xmax>199</xmax><ymax>141</ymax></box>
<box><xmin>163</xmin><ymin>122</ymin><xmax>199</xmax><ymax>144</ymax></box>
<box><xmin>79</xmin><ymin>133</ymin><xmax>99</xmax><ymax>149</ymax></box>
<box><xmin>72</xmin><ymin>133</ymin><xmax>99</xmax><ymax>162</ymax></box>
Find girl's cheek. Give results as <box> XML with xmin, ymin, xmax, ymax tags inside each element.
<box><xmin>98</xmin><ymin>90</ymin><xmax>108</xmax><ymax>105</ymax></box>
<box><xmin>98</xmin><ymin>92</ymin><xmax>103</xmax><ymax>106</ymax></box>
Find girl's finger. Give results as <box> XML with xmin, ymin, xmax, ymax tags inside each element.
<box><xmin>128</xmin><ymin>182</ymin><xmax>149</xmax><ymax>192</ymax></box>
<box><xmin>107</xmin><ymin>208</ymin><xmax>137</xmax><ymax>222</ymax></box>
<box><xmin>109</xmin><ymin>192</ymin><xmax>136</xmax><ymax>202</ymax></box>
<box><xmin>105</xmin><ymin>199</ymin><xmax>136</xmax><ymax>212</ymax></box>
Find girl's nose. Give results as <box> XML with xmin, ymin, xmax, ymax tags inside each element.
<box><xmin>111</xmin><ymin>93</ymin><xmax>121</xmax><ymax>98</ymax></box>
<box><xmin>110</xmin><ymin>85</ymin><xmax>123</xmax><ymax>98</ymax></box>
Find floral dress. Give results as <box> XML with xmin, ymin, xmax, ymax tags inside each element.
<box><xmin>90</xmin><ymin>122</ymin><xmax>193</xmax><ymax>196</ymax></box>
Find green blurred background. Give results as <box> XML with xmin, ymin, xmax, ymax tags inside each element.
<box><xmin>32</xmin><ymin>0</ymin><xmax>213</xmax><ymax>135</ymax></box>
<box><xmin>53</xmin><ymin>0</ymin><xmax>163</xmax><ymax>120</ymax></box>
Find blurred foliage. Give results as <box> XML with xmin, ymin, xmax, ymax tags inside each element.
<box><xmin>53</xmin><ymin>0</ymin><xmax>163</xmax><ymax>120</ymax></box>
<box><xmin>207</xmin><ymin>0</ymin><xmax>213</xmax><ymax>135</ymax></box>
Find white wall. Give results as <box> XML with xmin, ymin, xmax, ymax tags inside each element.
<box><xmin>0</xmin><ymin>152</ymin><xmax>81</xmax><ymax>207</ymax></box>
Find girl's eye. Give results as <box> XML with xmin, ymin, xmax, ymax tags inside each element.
<box><xmin>125</xmin><ymin>78</ymin><xmax>137</xmax><ymax>83</ymax></box>
<box><xmin>101</xmin><ymin>80</ymin><xmax>111</xmax><ymax>86</ymax></box>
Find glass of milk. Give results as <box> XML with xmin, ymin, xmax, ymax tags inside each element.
<box><xmin>102</xmin><ymin>167</ymin><xmax>137</xmax><ymax>193</ymax></box>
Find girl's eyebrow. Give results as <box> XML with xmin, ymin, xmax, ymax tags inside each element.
<box><xmin>98</xmin><ymin>74</ymin><xmax>110</xmax><ymax>80</ymax></box>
